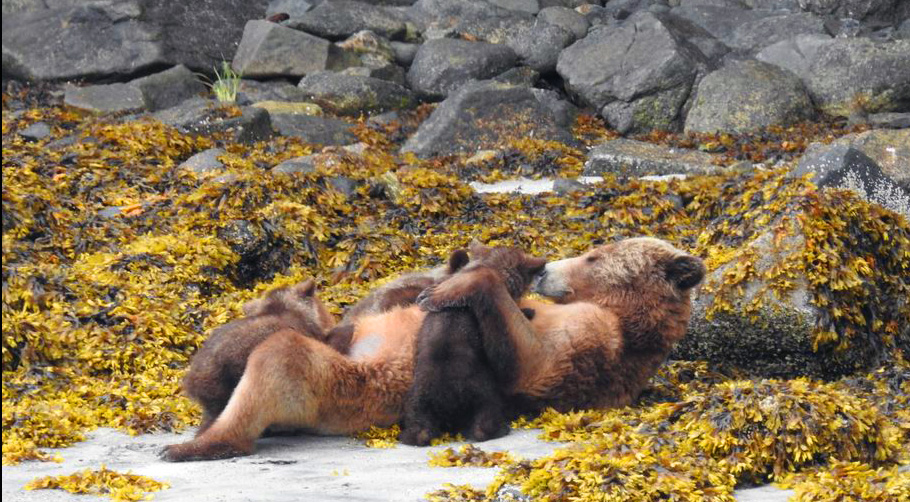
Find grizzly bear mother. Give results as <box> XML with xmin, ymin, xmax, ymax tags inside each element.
<box><xmin>162</xmin><ymin>237</ymin><xmax>704</xmax><ymax>461</ymax></box>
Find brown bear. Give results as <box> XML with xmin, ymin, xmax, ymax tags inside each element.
<box><xmin>324</xmin><ymin>251</ymin><xmax>470</xmax><ymax>354</ymax></box>
<box><xmin>161</xmin><ymin>237</ymin><xmax>703</xmax><ymax>461</ymax></box>
<box><xmin>181</xmin><ymin>280</ymin><xmax>335</xmax><ymax>435</ymax></box>
<box><xmin>400</xmin><ymin>245</ymin><xmax>545</xmax><ymax>446</ymax></box>
<box><xmin>419</xmin><ymin>236</ymin><xmax>706</xmax><ymax>413</ymax></box>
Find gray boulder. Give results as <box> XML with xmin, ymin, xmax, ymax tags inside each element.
<box><xmin>272</xmin><ymin>154</ymin><xmax>318</xmax><ymax>174</ymax></box>
<box><xmin>685</xmin><ymin>60</ymin><xmax>814</xmax><ymax>134</ymax></box>
<box><xmin>411</xmin><ymin>0</ymin><xmax>534</xmax><ymax>43</ymax></box>
<box><xmin>2</xmin><ymin>0</ymin><xmax>268</xmax><ymax>82</ymax></box>
<box><xmin>298</xmin><ymin>72</ymin><xmax>416</xmax><ymax>116</ymax></box>
<box><xmin>270</xmin><ymin>114</ymin><xmax>358</xmax><ymax>145</ymax></box>
<box><xmin>64</xmin><ymin>83</ymin><xmax>145</xmax><ymax>114</ymax></box>
<box><xmin>791</xmin><ymin>144</ymin><xmax>907</xmax><ymax>210</ymax></box>
<box><xmin>2</xmin><ymin>2</ymin><xmax>163</xmax><ymax>81</ymax></box>
<box><xmin>18</xmin><ymin>121</ymin><xmax>51</xmax><ymax>141</ymax></box>
<box><xmin>800</xmin><ymin>130</ymin><xmax>910</xmax><ymax>191</ymax></box>
<box><xmin>285</xmin><ymin>0</ymin><xmax>408</xmax><ymax>40</ymax></box>
<box><xmin>488</xmin><ymin>0</ymin><xmax>540</xmax><ymax>14</ymax></box>
<box><xmin>237</xmin><ymin>79</ymin><xmax>310</xmax><ymax>103</ymax></box>
<box><xmin>232</xmin><ymin>20</ymin><xmax>342</xmax><ymax>79</ymax></box>
<box><xmin>407</xmin><ymin>38</ymin><xmax>517</xmax><ymax>99</ymax></box>
<box><xmin>153</xmin><ymin>98</ymin><xmax>273</xmax><ymax>143</ymax></box>
<box><xmin>797</xmin><ymin>0</ymin><xmax>908</xmax><ymax>23</ymax></box>
<box><xmin>583</xmin><ymin>138</ymin><xmax>724</xmax><ymax>176</ymax></box>
<box><xmin>538</xmin><ymin>6</ymin><xmax>590</xmax><ymax>40</ymax></box>
<box><xmin>755</xmin><ymin>34</ymin><xmax>833</xmax><ymax>81</ymax></box>
<box><xmin>402</xmin><ymin>80</ymin><xmax>574</xmax><ymax>158</ymax></box>
<box><xmin>670</xmin><ymin>5</ymin><xmax>774</xmax><ymax>45</ymax></box>
<box><xmin>557</xmin><ymin>12</ymin><xmax>708</xmax><ymax>132</ymax></box>
<box><xmin>676</xmin><ymin>228</ymin><xmax>883</xmax><ymax>379</ymax></box>
<box><xmin>129</xmin><ymin>65</ymin><xmax>205</xmax><ymax>112</ymax></box>
<box><xmin>728</xmin><ymin>12</ymin><xmax>827</xmax><ymax>52</ymax></box>
<box><xmin>266</xmin><ymin>0</ymin><xmax>315</xmax><ymax>18</ymax></box>
<box><xmin>805</xmin><ymin>38</ymin><xmax>910</xmax><ymax>118</ymax></box>
<box><xmin>180</xmin><ymin>148</ymin><xmax>228</xmax><ymax>174</ymax></box>
<box><xmin>505</xmin><ymin>21</ymin><xmax>574</xmax><ymax>73</ymax></box>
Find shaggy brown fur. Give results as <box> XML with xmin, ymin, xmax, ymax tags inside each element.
<box><xmin>400</xmin><ymin>246</ymin><xmax>545</xmax><ymax>446</ymax></box>
<box><xmin>324</xmin><ymin>252</ymin><xmax>470</xmax><ymax>353</ymax></box>
<box><xmin>161</xmin><ymin>238</ymin><xmax>703</xmax><ymax>461</ymax></box>
<box><xmin>419</xmin><ymin>237</ymin><xmax>706</xmax><ymax>414</ymax></box>
<box><xmin>181</xmin><ymin>280</ymin><xmax>335</xmax><ymax>435</ymax></box>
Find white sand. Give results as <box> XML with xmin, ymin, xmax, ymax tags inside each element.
<box><xmin>2</xmin><ymin>427</ymin><xmax>793</xmax><ymax>502</ymax></box>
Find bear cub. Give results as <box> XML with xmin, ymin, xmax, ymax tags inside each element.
<box><xmin>399</xmin><ymin>244</ymin><xmax>546</xmax><ymax>446</ymax></box>
<box><xmin>182</xmin><ymin>280</ymin><xmax>334</xmax><ymax>434</ymax></box>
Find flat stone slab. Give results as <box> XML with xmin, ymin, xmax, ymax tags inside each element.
<box><xmin>584</xmin><ymin>138</ymin><xmax>724</xmax><ymax>176</ymax></box>
<box><xmin>64</xmin><ymin>83</ymin><xmax>146</xmax><ymax>114</ymax></box>
<box><xmin>270</xmin><ymin>114</ymin><xmax>358</xmax><ymax>146</ymax></box>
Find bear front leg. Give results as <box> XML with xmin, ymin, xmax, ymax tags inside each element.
<box><xmin>417</xmin><ymin>268</ymin><xmax>500</xmax><ymax>312</ymax></box>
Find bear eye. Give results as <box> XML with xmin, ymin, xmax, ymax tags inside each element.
<box><xmin>586</xmin><ymin>255</ymin><xmax>599</xmax><ymax>263</ymax></box>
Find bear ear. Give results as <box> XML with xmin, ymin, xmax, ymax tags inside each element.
<box><xmin>521</xmin><ymin>255</ymin><xmax>547</xmax><ymax>276</ymax></box>
<box><xmin>447</xmin><ymin>249</ymin><xmax>470</xmax><ymax>272</ymax></box>
<box><xmin>291</xmin><ymin>279</ymin><xmax>317</xmax><ymax>298</ymax></box>
<box><xmin>666</xmin><ymin>254</ymin><xmax>706</xmax><ymax>290</ymax></box>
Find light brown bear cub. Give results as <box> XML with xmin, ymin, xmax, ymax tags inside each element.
<box><xmin>400</xmin><ymin>245</ymin><xmax>545</xmax><ymax>446</ymax></box>
<box><xmin>182</xmin><ymin>280</ymin><xmax>334</xmax><ymax>435</ymax></box>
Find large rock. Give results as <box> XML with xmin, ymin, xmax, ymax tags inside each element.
<box><xmin>231</xmin><ymin>20</ymin><xmax>343</xmax><ymax>79</ymax></box>
<box><xmin>2</xmin><ymin>2</ymin><xmax>163</xmax><ymax>81</ymax></box>
<box><xmin>669</xmin><ymin>5</ymin><xmax>773</xmax><ymax>45</ymax></box>
<box><xmin>804</xmin><ymin>38</ymin><xmax>910</xmax><ymax>118</ymax></box>
<box><xmin>557</xmin><ymin>12</ymin><xmax>708</xmax><ymax>133</ymax></box>
<box><xmin>685</xmin><ymin>60</ymin><xmax>814</xmax><ymax>134</ymax></box>
<box><xmin>537</xmin><ymin>6</ymin><xmax>590</xmax><ymax>40</ymax></box>
<box><xmin>676</xmin><ymin>227</ymin><xmax>884</xmax><ymax>379</ymax></box>
<box><xmin>755</xmin><ymin>34</ymin><xmax>833</xmax><ymax>81</ymax></box>
<box><xmin>797</xmin><ymin>0</ymin><xmax>909</xmax><ymax>23</ymax></box>
<box><xmin>2</xmin><ymin>0</ymin><xmax>268</xmax><ymax>82</ymax></box>
<box><xmin>826</xmin><ymin>129</ymin><xmax>910</xmax><ymax>190</ymax></box>
<box><xmin>297</xmin><ymin>72</ymin><xmax>416</xmax><ymax>116</ymax></box>
<box><xmin>152</xmin><ymin>98</ymin><xmax>273</xmax><ymax>143</ymax></box>
<box><xmin>64</xmin><ymin>83</ymin><xmax>146</xmax><ymax>114</ymax></box>
<box><xmin>728</xmin><ymin>12</ymin><xmax>827</xmax><ymax>52</ymax></box>
<box><xmin>505</xmin><ymin>21</ymin><xmax>574</xmax><ymax>73</ymax></box>
<box><xmin>406</xmin><ymin>38</ymin><xmax>517</xmax><ymax>99</ymax></box>
<box><xmin>270</xmin><ymin>114</ymin><xmax>358</xmax><ymax>145</ymax></box>
<box><xmin>402</xmin><ymin>80</ymin><xmax>574</xmax><ymax>158</ymax></box>
<box><xmin>411</xmin><ymin>0</ymin><xmax>534</xmax><ymax>44</ymax></box>
<box><xmin>129</xmin><ymin>65</ymin><xmax>205</xmax><ymax>112</ymax></box>
<box><xmin>285</xmin><ymin>0</ymin><xmax>408</xmax><ymax>40</ymax></box>
<box><xmin>583</xmin><ymin>138</ymin><xmax>724</xmax><ymax>176</ymax></box>
<box><xmin>791</xmin><ymin>143</ymin><xmax>892</xmax><ymax>191</ymax></box>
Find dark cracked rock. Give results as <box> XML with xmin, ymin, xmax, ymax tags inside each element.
<box><xmin>2</xmin><ymin>0</ymin><xmax>268</xmax><ymax>82</ymax></box>
<box><xmin>557</xmin><ymin>11</ymin><xmax>708</xmax><ymax>133</ymax></box>
<box><xmin>129</xmin><ymin>65</ymin><xmax>205</xmax><ymax>112</ymax></box>
<box><xmin>298</xmin><ymin>71</ymin><xmax>416</xmax><ymax>116</ymax></box>
<box><xmin>285</xmin><ymin>0</ymin><xmax>409</xmax><ymax>41</ymax></box>
<box><xmin>231</xmin><ymin>20</ymin><xmax>347</xmax><ymax>79</ymax></box>
<box><xmin>270</xmin><ymin>114</ymin><xmax>358</xmax><ymax>146</ymax></box>
<box><xmin>153</xmin><ymin>98</ymin><xmax>273</xmax><ymax>143</ymax></box>
<box><xmin>727</xmin><ymin>12</ymin><xmax>827</xmax><ymax>52</ymax></box>
<box><xmin>401</xmin><ymin>80</ymin><xmax>574</xmax><ymax>158</ymax></box>
<box><xmin>790</xmin><ymin>143</ymin><xmax>902</xmax><ymax>200</ymax></box>
<box><xmin>685</xmin><ymin>60</ymin><xmax>814</xmax><ymax>134</ymax></box>
<box><xmin>755</xmin><ymin>34</ymin><xmax>833</xmax><ymax>81</ymax></box>
<box><xmin>64</xmin><ymin>83</ymin><xmax>146</xmax><ymax>114</ymax></box>
<box><xmin>505</xmin><ymin>20</ymin><xmax>574</xmax><ymax>73</ymax></box>
<box><xmin>804</xmin><ymin>38</ymin><xmax>910</xmax><ymax>118</ymax></box>
<box><xmin>406</xmin><ymin>38</ymin><xmax>518</xmax><ymax>99</ymax></box>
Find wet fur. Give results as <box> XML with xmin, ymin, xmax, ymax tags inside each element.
<box><xmin>419</xmin><ymin>237</ymin><xmax>706</xmax><ymax>415</ymax></box>
<box><xmin>181</xmin><ymin>280</ymin><xmax>335</xmax><ymax>435</ymax></box>
<box><xmin>400</xmin><ymin>247</ymin><xmax>545</xmax><ymax>445</ymax></box>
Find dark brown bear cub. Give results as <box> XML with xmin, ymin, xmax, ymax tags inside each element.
<box><xmin>399</xmin><ymin>245</ymin><xmax>546</xmax><ymax>446</ymax></box>
<box><xmin>182</xmin><ymin>280</ymin><xmax>334</xmax><ymax>435</ymax></box>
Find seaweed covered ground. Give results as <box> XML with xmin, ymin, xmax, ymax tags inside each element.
<box><xmin>2</xmin><ymin>90</ymin><xmax>909</xmax><ymax>501</ymax></box>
